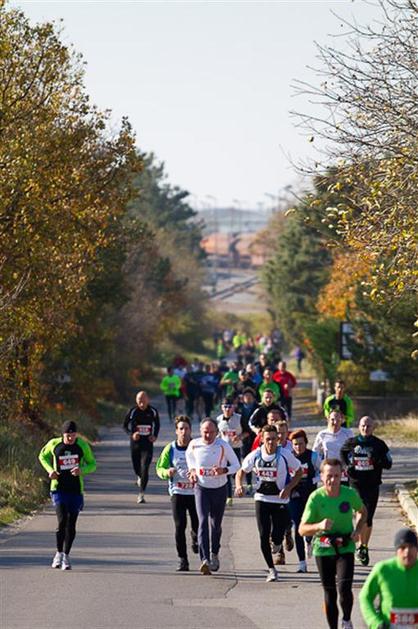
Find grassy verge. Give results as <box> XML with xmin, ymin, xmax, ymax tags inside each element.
<box><xmin>374</xmin><ymin>415</ymin><xmax>418</xmax><ymax>445</ymax></box>
<box><xmin>0</xmin><ymin>401</ymin><xmax>124</xmax><ymax>527</ymax></box>
<box><xmin>405</xmin><ymin>481</ymin><xmax>418</xmax><ymax>507</ymax></box>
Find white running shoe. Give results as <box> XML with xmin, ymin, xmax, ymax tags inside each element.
<box><xmin>266</xmin><ymin>567</ymin><xmax>278</xmax><ymax>582</ymax></box>
<box><xmin>226</xmin><ymin>497</ymin><xmax>233</xmax><ymax>507</ymax></box>
<box><xmin>51</xmin><ymin>551</ymin><xmax>63</xmax><ymax>569</ymax></box>
<box><xmin>341</xmin><ymin>620</ymin><xmax>354</xmax><ymax>629</ymax></box>
<box><xmin>136</xmin><ymin>476</ymin><xmax>141</xmax><ymax>488</ymax></box>
<box><xmin>137</xmin><ymin>492</ymin><xmax>145</xmax><ymax>504</ymax></box>
<box><xmin>297</xmin><ymin>560</ymin><xmax>307</xmax><ymax>573</ymax></box>
<box><xmin>210</xmin><ymin>553</ymin><xmax>220</xmax><ymax>572</ymax></box>
<box><xmin>61</xmin><ymin>553</ymin><xmax>71</xmax><ymax>570</ymax></box>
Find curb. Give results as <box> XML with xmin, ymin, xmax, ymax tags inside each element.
<box><xmin>395</xmin><ymin>483</ymin><xmax>418</xmax><ymax>531</ymax></box>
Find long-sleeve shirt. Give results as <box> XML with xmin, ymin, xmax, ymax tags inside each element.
<box><xmin>160</xmin><ymin>374</ymin><xmax>182</xmax><ymax>397</ymax></box>
<box><xmin>323</xmin><ymin>393</ymin><xmax>355</xmax><ymax>427</ymax></box>
<box><xmin>38</xmin><ymin>437</ymin><xmax>96</xmax><ymax>494</ymax></box>
<box><xmin>359</xmin><ymin>557</ymin><xmax>418</xmax><ymax>629</ymax></box>
<box><xmin>216</xmin><ymin>412</ymin><xmax>243</xmax><ymax>448</ymax></box>
<box><xmin>340</xmin><ymin>434</ymin><xmax>392</xmax><ymax>487</ymax></box>
<box><xmin>185</xmin><ymin>437</ymin><xmax>240</xmax><ymax>488</ymax></box>
<box><xmin>156</xmin><ymin>441</ymin><xmax>195</xmax><ymax>496</ymax></box>
<box><xmin>123</xmin><ymin>405</ymin><xmax>160</xmax><ymax>447</ymax></box>
<box><xmin>312</xmin><ymin>427</ymin><xmax>353</xmax><ymax>481</ymax></box>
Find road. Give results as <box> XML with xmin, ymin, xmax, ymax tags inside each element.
<box><xmin>0</xmin><ymin>393</ymin><xmax>416</xmax><ymax>629</ymax></box>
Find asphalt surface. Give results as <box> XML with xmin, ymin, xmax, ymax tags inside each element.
<box><xmin>1</xmin><ymin>390</ymin><xmax>417</xmax><ymax>629</ymax></box>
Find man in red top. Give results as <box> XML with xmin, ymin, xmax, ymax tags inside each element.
<box><xmin>272</xmin><ymin>360</ymin><xmax>297</xmax><ymax>421</ymax></box>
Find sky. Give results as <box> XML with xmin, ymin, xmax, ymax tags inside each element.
<box><xmin>11</xmin><ymin>0</ymin><xmax>381</xmax><ymax>210</ymax></box>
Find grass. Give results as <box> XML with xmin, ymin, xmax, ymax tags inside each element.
<box><xmin>374</xmin><ymin>415</ymin><xmax>418</xmax><ymax>445</ymax></box>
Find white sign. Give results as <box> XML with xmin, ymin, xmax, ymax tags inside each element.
<box><xmin>369</xmin><ymin>369</ymin><xmax>390</xmax><ymax>382</ymax></box>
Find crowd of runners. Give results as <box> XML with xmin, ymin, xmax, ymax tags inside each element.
<box><xmin>37</xmin><ymin>339</ymin><xmax>418</xmax><ymax>629</ymax></box>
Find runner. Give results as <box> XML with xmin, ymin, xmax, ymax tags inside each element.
<box><xmin>220</xmin><ymin>361</ymin><xmax>240</xmax><ymax>399</ymax></box>
<box><xmin>272</xmin><ymin>360</ymin><xmax>297</xmax><ymax>420</ymax></box>
<box><xmin>156</xmin><ymin>415</ymin><xmax>198</xmax><ymax>572</ymax></box>
<box><xmin>249</xmin><ymin>389</ymin><xmax>283</xmax><ymax>435</ymax></box>
<box><xmin>216</xmin><ymin>398</ymin><xmax>243</xmax><ymax>506</ymax></box>
<box><xmin>160</xmin><ymin>366</ymin><xmax>182</xmax><ymax>422</ymax></box>
<box><xmin>186</xmin><ymin>418</ymin><xmax>240</xmax><ymax>575</ymax></box>
<box><xmin>38</xmin><ymin>420</ymin><xmax>96</xmax><ymax>570</ymax></box>
<box><xmin>251</xmin><ymin>408</ymin><xmax>287</xmax><ymax>451</ymax></box>
<box><xmin>257</xmin><ymin>368</ymin><xmax>281</xmax><ymax>403</ymax></box>
<box><xmin>123</xmin><ymin>390</ymin><xmax>160</xmax><ymax>503</ymax></box>
<box><xmin>236</xmin><ymin>387</ymin><xmax>257</xmax><ymax>494</ymax></box>
<box><xmin>299</xmin><ymin>458</ymin><xmax>367</xmax><ymax>629</ymax></box>
<box><xmin>288</xmin><ymin>429</ymin><xmax>321</xmax><ymax>572</ymax></box>
<box><xmin>235</xmin><ymin>425</ymin><xmax>302</xmax><ymax>582</ymax></box>
<box><xmin>359</xmin><ymin>528</ymin><xmax>418</xmax><ymax>629</ymax></box>
<box><xmin>313</xmin><ymin>410</ymin><xmax>353</xmax><ymax>483</ymax></box>
<box><xmin>341</xmin><ymin>415</ymin><xmax>392</xmax><ymax>566</ymax></box>
<box><xmin>323</xmin><ymin>379</ymin><xmax>355</xmax><ymax>428</ymax></box>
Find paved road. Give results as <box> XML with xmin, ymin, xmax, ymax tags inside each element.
<box><xmin>1</xmin><ymin>394</ymin><xmax>416</xmax><ymax>629</ymax></box>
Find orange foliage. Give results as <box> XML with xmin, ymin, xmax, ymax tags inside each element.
<box><xmin>317</xmin><ymin>252</ymin><xmax>371</xmax><ymax>319</ymax></box>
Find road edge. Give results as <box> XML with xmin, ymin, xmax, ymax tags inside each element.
<box><xmin>395</xmin><ymin>483</ymin><xmax>418</xmax><ymax>531</ymax></box>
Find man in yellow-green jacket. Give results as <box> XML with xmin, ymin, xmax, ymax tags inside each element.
<box><xmin>38</xmin><ymin>420</ymin><xmax>96</xmax><ymax>571</ymax></box>
<box><xmin>160</xmin><ymin>366</ymin><xmax>182</xmax><ymax>422</ymax></box>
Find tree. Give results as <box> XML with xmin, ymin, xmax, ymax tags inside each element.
<box><xmin>0</xmin><ymin>8</ymin><xmax>140</xmax><ymax>419</ymax></box>
<box><xmin>292</xmin><ymin>0</ymin><xmax>418</xmax><ymax>308</ymax></box>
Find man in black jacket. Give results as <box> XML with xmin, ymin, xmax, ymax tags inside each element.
<box><xmin>123</xmin><ymin>391</ymin><xmax>160</xmax><ymax>504</ymax></box>
<box><xmin>341</xmin><ymin>415</ymin><xmax>392</xmax><ymax>566</ymax></box>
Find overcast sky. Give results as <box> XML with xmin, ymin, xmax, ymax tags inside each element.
<box><xmin>12</xmin><ymin>1</ymin><xmax>381</xmax><ymax>209</ymax></box>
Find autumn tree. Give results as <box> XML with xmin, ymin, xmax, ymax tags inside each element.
<box><xmin>292</xmin><ymin>0</ymin><xmax>418</xmax><ymax>313</ymax></box>
<box><xmin>0</xmin><ymin>8</ymin><xmax>140</xmax><ymax>419</ymax></box>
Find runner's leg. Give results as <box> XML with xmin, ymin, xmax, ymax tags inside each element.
<box><xmin>208</xmin><ymin>484</ymin><xmax>227</xmax><ymax>555</ymax></box>
<box><xmin>138</xmin><ymin>448</ymin><xmax>153</xmax><ymax>492</ymax></box>
<box><xmin>255</xmin><ymin>501</ymin><xmax>274</xmax><ymax>569</ymax></box>
<box><xmin>55</xmin><ymin>503</ymin><xmax>67</xmax><ymax>552</ymax></box>
<box><xmin>171</xmin><ymin>494</ymin><xmax>188</xmax><ymax>560</ymax></box>
<box><xmin>195</xmin><ymin>485</ymin><xmax>210</xmax><ymax>562</ymax></box>
<box><xmin>63</xmin><ymin>510</ymin><xmax>79</xmax><ymax>554</ymax></box>
<box><xmin>315</xmin><ymin>555</ymin><xmax>339</xmax><ymax>629</ymax></box>
<box><xmin>336</xmin><ymin>553</ymin><xmax>355</xmax><ymax>622</ymax></box>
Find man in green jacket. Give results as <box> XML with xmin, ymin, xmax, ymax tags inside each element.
<box><xmin>359</xmin><ymin>528</ymin><xmax>418</xmax><ymax>629</ymax></box>
<box><xmin>38</xmin><ymin>420</ymin><xmax>96</xmax><ymax>570</ymax></box>
<box><xmin>323</xmin><ymin>379</ymin><xmax>355</xmax><ymax>428</ymax></box>
<box><xmin>160</xmin><ymin>366</ymin><xmax>182</xmax><ymax>422</ymax></box>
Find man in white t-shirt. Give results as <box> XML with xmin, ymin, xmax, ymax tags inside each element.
<box><xmin>186</xmin><ymin>419</ymin><xmax>240</xmax><ymax>575</ymax></box>
<box><xmin>235</xmin><ymin>425</ymin><xmax>303</xmax><ymax>582</ymax></box>
<box><xmin>313</xmin><ymin>410</ymin><xmax>353</xmax><ymax>483</ymax></box>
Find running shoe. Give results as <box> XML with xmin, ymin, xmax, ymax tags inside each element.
<box><xmin>226</xmin><ymin>497</ymin><xmax>233</xmax><ymax>507</ymax></box>
<box><xmin>273</xmin><ymin>547</ymin><xmax>286</xmax><ymax>565</ymax></box>
<box><xmin>210</xmin><ymin>553</ymin><xmax>220</xmax><ymax>572</ymax></box>
<box><xmin>176</xmin><ymin>558</ymin><xmax>189</xmax><ymax>572</ymax></box>
<box><xmin>266</xmin><ymin>567</ymin><xmax>278</xmax><ymax>582</ymax></box>
<box><xmin>136</xmin><ymin>476</ymin><xmax>141</xmax><ymax>488</ymax></box>
<box><xmin>61</xmin><ymin>553</ymin><xmax>71</xmax><ymax>570</ymax></box>
<box><xmin>341</xmin><ymin>620</ymin><xmax>353</xmax><ymax>629</ymax></box>
<box><xmin>297</xmin><ymin>560</ymin><xmax>307</xmax><ymax>573</ymax></box>
<box><xmin>284</xmin><ymin>528</ymin><xmax>294</xmax><ymax>552</ymax></box>
<box><xmin>356</xmin><ymin>545</ymin><xmax>369</xmax><ymax>566</ymax></box>
<box><xmin>200</xmin><ymin>560</ymin><xmax>212</xmax><ymax>575</ymax></box>
<box><xmin>137</xmin><ymin>492</ymin><xmax>145</xmax><ymax>504</ymax></box>
<box><xmin>305</xmin><ymin>540</ymin><xmax>313</xmax><ymax>558</ymax></box>
<box><xmin>51</xmin><ymin>551</ymin><xmax>63</xmax><ymax>569</ymax></box>
<box><xmin>246</xmin><ymin>484</ymin><xmax>253</xmax><ymax>496</ymax></box>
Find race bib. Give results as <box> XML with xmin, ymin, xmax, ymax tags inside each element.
<box><xmin>175</xmin><ymin>481</ymin><xmax>194</xmax><ymax>490</ymax></box>
<box><xmin>58</xmin><ymin>454</ymin><xmax>79</xmax><ymax>471</ymax></box>
<box><xmin>199</xmin><ymin>467</ymin><xmax>217</xmax><ymax>477</ymax></box>
<box><xmin>258</xmin><ymin>468</ymin><xmax>277</xmax><ymax>480</ymax></box>
<box><xmin>390</xmin><ymin>608</ymin><xmax>418</xmax><ymax>628</ymax></box>
<box><xmin>318</xmin><ymin>536</ymin><xmax>332</xmax><ymax>548</ymax></box>
<box><xmin>354</xmin><ymin>456</ymin><xmax>374</xmax><ymax>471</ymax></box>
<box><xmin>301</xmin><ymin>463</ymin><xmax>309</xmax><ymax>477</ymax></box>
<box><xmin>136</xmin><ymin>425</ymin><xmax>151</xmax><ymax>436</ymax></box>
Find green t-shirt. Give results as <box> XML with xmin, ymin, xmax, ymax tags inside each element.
<box><xmin>258</xmin><ymin>381</ymin><xmax>281</xmax><ymax>403</ymax></box>
<box><xmin>301</xmin><ymin>484</ymin><xmax>363</xmax><ymax>556</ymax></box>
<box><xmin>221</xmin><ymin>370</ymin><xmax>239</xmax><ymax>396</ymax></box>
<box><xmin>359</xmin><ymin>557</ymin><xmax>418</xmax><ymax>629</ymax></box>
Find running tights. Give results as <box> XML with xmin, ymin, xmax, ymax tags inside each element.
<box><xmin>55</xmin><ymin>504</ymin><xmax>79</xmax><ymax>554</ymax></box>
<box><xmin>131</xmin><ymin>446</ymin><xmax>153</xmax><ymax>491</ymax></box>
<box><xmin>255</xmin><ymin>501</ymin><xmax>291</xmax><ymax>569</ymax></box>
<box><xmin>171</xmin><ymin>494</ymin><xmax>198</xmax><ymax>560</ymax></box>
<box><xmin>195</xmin><ymin>483</ymin><xmax>227</xmax><ymax>562</ymax></box>
<box><xmin>315</xmin><ymin>553</ymin><xmax>355</xmax><ymax>629</ymax></box>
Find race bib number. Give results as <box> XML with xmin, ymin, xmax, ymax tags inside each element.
<box><xmin>318</xmin><ymin>536</ymin><xmax>332</xmax><ymax>548</ymax></box>
<box><xmin>136</xmin><ymin>425</ymin><xmax>151</xmax><ymax>436</ymax></box>
<box><xmin>354</xmin><ymin>456</ymin><xmax>374</xmax><ymax>471</ymax></box>
<box><xmin>301</xmin><ymin>463</ymin><xmax>309</xmax><ymax>477</ymax></box>
<box><xmin>341</xmin><ymin>469</ymin><xmax>348</xmax><ymax>481</ymax></box>
<box><xmin>258</xmin><ymin>468</ymin><xmax>277</xmax><ymax>480</ymax></box>
<box><xmin>199</xmin><ymin>467</ymin><xmax>217</xmax><ymax>477</ymax></box>
<box><xmin>175</xmin><ymin>481</ymin><xmax>194</xmax><ymax>490</ymax></box>
<box><xmin>390</xmin><ymin>608</ymin><xmax>418</xmax><ymax>628</ymax></box>
<box><xmin>58</xmin><ymin>454</ymin><xmax>79</xmax><ymax>471</ymax></box>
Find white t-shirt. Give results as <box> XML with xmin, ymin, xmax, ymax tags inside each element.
<box><xmin>186</xmin><ymin>437</ymin><xmax>241</xmax><ymax>488</ymax></box>
<box><xmin>241</xmin><ymin>445</ymin><xmax>301</xmax><ymax>504</ymax></box>
<box><xmin>312</xmin><ymin>427</ymin><xmax>353</xmax><ymax>481</ymax></box>
<box><xmin>216</xmin><ymin>413</ymin><xmax>243</xmax><ymax>448</ymax></box>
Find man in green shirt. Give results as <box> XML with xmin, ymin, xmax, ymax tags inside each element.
<box><xmin>160</xmin><ymin>366</ymin><xmax>182</xmax><ymax>422</ymax></box>
<box><xmin>359</xmin><ymin>528</ymin><xmax>418</xmax><ymax>629</ymax></box>
<box><xmin>323</xmin><ymin>379</ymin><xmax>355</xmax><ymax>428</ymax></box>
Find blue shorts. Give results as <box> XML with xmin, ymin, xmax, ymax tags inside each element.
<box><xmin>51</xmin><ymin>491</ymin><xmax>84</xmax><ymax>513</ymax></box>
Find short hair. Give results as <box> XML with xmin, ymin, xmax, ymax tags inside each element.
<box><xmin>263</xmin><ymin>368</ymin><xmax>272</xmax><ymax>376</ymax></box>
<box><xmin>277</xmin><ymin>420</ymin><xmax>289</xmax><ymax>430</ymax></box>
<box><xmin>175</xmin><ymin>415</ymin><xmax>191</xmax><ymax>428</ymax></box>
<box><xmin>267</xmin><ymin>407</ymin><xmax>287</xmax><ymax>421</ymax></box>
<box><xmin>263</xmin><ymin>387</ymin><xmax>274</xmax><ymax>395</ymax></box>
<box><xmin>320</xmin><ymin>458</ymin><xmax>342</xmax><ymax>471</ymax></box>
<box><xmin>222</xmin><ymin>397</ymin><xmax>234</xmax><ymax>406</ymax></box>
<box><xmin>261</xmin><ymin>424</ymin><xmax>278</xmax><ymax>435</ymax></box>
<box><xmin>289</xmin><ymin>429</ymin><xmax>308</xmax><ymax>444</ymax></box>
<box><xmin>335</xmin><ymin>379</ymin><xmax>345</xmax><ymax>386</ymax></box>
<box><xmin>200</xmin><ymin>417</ymin><xmax>218</xmax><ymax>431</ymax></box>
